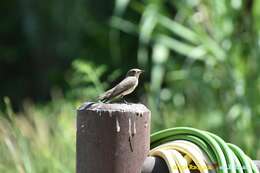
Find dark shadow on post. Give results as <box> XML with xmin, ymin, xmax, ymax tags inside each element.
<box><xmin>76</xmin><ymin>102</ymin><xmax>151</xmax><ymax>173</ymax></box>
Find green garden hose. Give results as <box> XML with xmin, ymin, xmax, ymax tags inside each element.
<box><xmin>149</xmin><ymin>127</ymin><xmax>258</xmax><ymax>173</ymax></box>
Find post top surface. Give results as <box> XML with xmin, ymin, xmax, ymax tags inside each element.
<box><xmin>78</xmin><ymin>102</ymin><xmax>150</xmax><ymax>113</ymax></box>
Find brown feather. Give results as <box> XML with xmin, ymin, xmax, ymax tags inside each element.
<box><xmin>98</xmin><ymin>77</ymin><xmax>138</xmax><ymax>101</ymax></box>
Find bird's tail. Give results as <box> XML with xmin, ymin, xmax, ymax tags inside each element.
<box><xmin>93</xmin><ymin>96</ymin><xmax>107</xmax><ymax>103</ymax></box>
<box><xmin>100</xmin><ymin>98</ymin><xmax>109</xmax><ymax>103</ymax></box>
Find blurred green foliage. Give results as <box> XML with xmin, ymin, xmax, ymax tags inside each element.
<box><xmin>0</xmin><ymin>0</ymin><xmax>260</xmax><ymax>172</ymax></box>
<box><xmin>0</xmin><ymin>97</ymin><xmax>75</xmax><ymax>172</ymax></box>
<box><xmin>111</xmin><ymin>0</ymin><xmax>260</xmax><ymax>157</ymax></box>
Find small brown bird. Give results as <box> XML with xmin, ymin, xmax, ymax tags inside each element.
<box><xmin>98</xmin><ymin>68</ymin><xmax>144</xmax><ymax>103</ymax></box>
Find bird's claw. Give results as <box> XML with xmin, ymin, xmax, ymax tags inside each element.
<box><xmin>123</xmin><ymin>99</ymin><xmax>130</xmax><ymax>104</ymax></box>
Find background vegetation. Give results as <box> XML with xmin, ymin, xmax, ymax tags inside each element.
<box><xmin>0</xmin><ymin>0</ymin><xmax>260</xmax><ymax>172</ymax></box>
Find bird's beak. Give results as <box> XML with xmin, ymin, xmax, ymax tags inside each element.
<box><xmin>140</xmin><ymin>70</ymin><xmax>145</xmax><ymax>73</ymax></box>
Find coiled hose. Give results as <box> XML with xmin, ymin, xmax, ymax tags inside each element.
<box><xmin>149</xmin><ymin>127</ymin><xmax>259</xmax><ymax>173</ymax></box>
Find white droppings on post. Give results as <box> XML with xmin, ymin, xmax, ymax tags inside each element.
<box><xmin>108</xmin><ymin>110</ymin><xmax>113</xmax><ymax>117</ymax></box>
<box><xmin>144</xmin><ymin>122</ymin><xmax>148</xmax><ymax>128</ymax></box>
<box><xmin>128</xmin><ymin>118</ymin><xmax>132</xmax><ymax>136</ymax></box>
<box><xmin>116</xmin><ymin>117</ymin><xmax>120</xmax><ymax>132</ymax></box>
<box><xmin>80</xmin><ymin>124</ymin><xmax>86</xmax><ymax>132</ymax></box>
<box><xmin>83</xmin><ymin>102</ymin><xmax>149</xmax><ymax>113</ymax></box>
<box><xmin>133</xmin><ymin>121</ymin><xmax>136</xmax><ymax>135</ymax></box>
<box><xmin>95</xmin><ymin>109</ymin><xmax>100</xmax><ymax>116</ymax></box>
<box><xmin>96</xmin><ymin>104</ymin><xmax>101</xmax><ymax>109</ymax></box>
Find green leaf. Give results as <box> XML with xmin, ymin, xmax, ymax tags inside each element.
<box><xmin>159</xmin><ymin>15</ymin><xmax>200</xmax><ymax>44</ymax></box>
<box><xmin>155</xmin><ymin>34</ymin><xmax>207</xmax><ymax>60</ymax></box>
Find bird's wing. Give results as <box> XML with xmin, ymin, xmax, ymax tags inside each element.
<box><xmin>98</xmin><ymin>77</ymin><xmax>137</xmax><ymax>101</ymax></box>
<box><xmin>109</xmin><ymin>77</ymin><xmax>137</xmax><ymax>98</ymax></box>
<box><xmin>98</xmin><ymin>87</ymin><xmax>115</xmax><ymax>100</ymax></box>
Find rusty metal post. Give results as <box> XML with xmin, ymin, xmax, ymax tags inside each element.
<box><xmin>76</xmin><ymin>102</ymin><xmax>151</xmax><ymax>173</ymax></box>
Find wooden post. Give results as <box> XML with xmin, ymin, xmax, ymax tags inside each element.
<box><xmin>76</xmin><ymin>102</ymin><xmax>151</xmax><ymax>173</ymax></box>
<box><xmin>141</xmin><ymin>156</ymin><xmax>260</xmax><ymax>173</ymax></box>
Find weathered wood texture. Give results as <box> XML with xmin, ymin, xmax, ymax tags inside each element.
<box><xmin>141</xmin><ymin>156</ymin><xmax>260</xmax><ymax>173</ymax></box>
<box><xmin>76</xmin><ymin>102</ymin><xmax>151</xmax><ymax>173</ymax></box>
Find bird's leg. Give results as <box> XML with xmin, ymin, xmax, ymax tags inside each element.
<box><xmin>120</xmin><ymin>96</ymin><xmax>129</xmax><ymax>104</ymax></box>
<box><xmin>123</xmin><ymin>99</ymin><xmax>128</xmax><ymax>104</ymax></box>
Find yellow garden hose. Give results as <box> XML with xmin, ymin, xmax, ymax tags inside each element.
<box><xmin>149</xmin><ymin>127</ymin><xmax>258</xmax><ymax>173</ymax></box>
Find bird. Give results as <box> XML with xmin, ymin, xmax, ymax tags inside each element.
<box><xmin>98</xmin><ymin>68</ymin><xmax>144</xmax><ymax>103</ymax></box>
